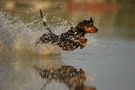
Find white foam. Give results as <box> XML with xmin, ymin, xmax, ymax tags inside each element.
<box><xmin>0</xmin><ymin>11</ymin><xmax>61</xmax><ymax>55</ymax></box>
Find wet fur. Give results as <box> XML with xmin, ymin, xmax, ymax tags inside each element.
<box><xmin>35</xmin><ymin>10</ymin><xmax>98</xmax><ymax>51</ymax></box>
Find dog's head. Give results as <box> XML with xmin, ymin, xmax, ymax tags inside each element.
<box><xmin>76</xmin><ymin>17</ymin><xmax>98</xmax><ymax>33</ymax></box>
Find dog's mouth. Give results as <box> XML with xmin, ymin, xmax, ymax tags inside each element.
<box><xmin>84</xmin><ymin>26</ymin><xmax>98</xmax><ymax>33</ymax></box>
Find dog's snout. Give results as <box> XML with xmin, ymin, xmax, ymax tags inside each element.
<box><xmin>95</xmin><ymin>27</ymin><xmax>98</xmax><ymax>32</ymax></box>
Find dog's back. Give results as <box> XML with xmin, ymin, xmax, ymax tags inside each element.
<box><xmin>36</xmin><ymin>27</ymin><xmax>87</xmax><ymax>51</ymax></box>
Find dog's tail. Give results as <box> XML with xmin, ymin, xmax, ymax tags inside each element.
<box><xmin>39</xmin><ymin>9</ymin><xmax>51</xmax><ymax>32</ymax></box>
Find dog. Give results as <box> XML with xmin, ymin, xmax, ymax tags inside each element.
<box><xmin>34</xmin><ymin>65</ymin><xmax>96</xmax><ymax>90</ymax></box>
<box><xmin>34</xmin><ymin>65</ymin><xmax>86</xmax><ymax>90</ymax></box>
<box><xmin>35</xmin><ymin>10</ymin><xmax>98</xmax><ymax>51</ymax></box>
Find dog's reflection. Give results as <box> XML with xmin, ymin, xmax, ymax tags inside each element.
<box><xmin>34</xmin><ymin>65</ymin><xmax>96</xmax><ymax>90</ymax></box>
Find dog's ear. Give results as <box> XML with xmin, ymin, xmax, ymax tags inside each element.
<box><xmin>90</xmin><ymin>17</ymin><xmax>94</xmax><ymax>24</ymax></box>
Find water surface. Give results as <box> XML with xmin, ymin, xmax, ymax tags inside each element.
<box><xmin>0</xmin><ymin>1</ymin><xmax>135</xmax><ymax>90</ymax></box>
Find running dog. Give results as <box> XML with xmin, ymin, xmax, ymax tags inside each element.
<box><xmin>35</xmin><ymin>10</ymin><xmax>98</xmax><ymax>51</ymax></box>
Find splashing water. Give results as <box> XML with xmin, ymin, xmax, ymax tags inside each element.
<box><xmin>0</xmin><ymin>11</ymin><xmax>61</xmax><ymax>55</ymax></box>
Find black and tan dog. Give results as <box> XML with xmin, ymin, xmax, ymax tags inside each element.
<box><xmin>35</xmin><ymin>10</ymin><xmax>98</xmax><ymax>51</ymax></box>
<box><xmin>34</xmin><ymin>65</ymin><xmax>96</xmax><ymax>90</ymax></box>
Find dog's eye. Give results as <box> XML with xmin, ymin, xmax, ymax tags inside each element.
<box><xmin>90</xmin><ymin>21</ymin><xmax>94</xmax><ymax>25</ymax></box>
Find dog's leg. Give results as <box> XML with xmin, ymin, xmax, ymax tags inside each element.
<box><xmin>77</xmin><ymin>38</ymin><xmax>87</xmax><ymax>49</ymax></box>
<box><xmin>41</xmin><ymin>80</ymin><xmax>51</xmax><ymax>90</ymax></box>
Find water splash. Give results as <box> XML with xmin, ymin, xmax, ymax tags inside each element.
<box><xmin>0</xmin><ymin>11</ymin><xmax>61</xmax><ymax>55</ymax></box>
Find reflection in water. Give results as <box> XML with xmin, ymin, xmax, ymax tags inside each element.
<box><xmin>34</xmin><ymin>65</ymin><xmax>96</xmax><ymax>90</ymax></box>
<box><xmin>0</xmin><ymin>50</ymin><xmax>63</xmax><ymax>90</ymax></box>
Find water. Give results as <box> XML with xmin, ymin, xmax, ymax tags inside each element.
<box><xmin>0</xmin><ymin>11</ymin><xmax>61</xmax><ymax>55</ymax></box>
<box><xmin>0</xmin><ymin>8</ymin><xmax>135</xmax><ymax>90</ymax></box>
